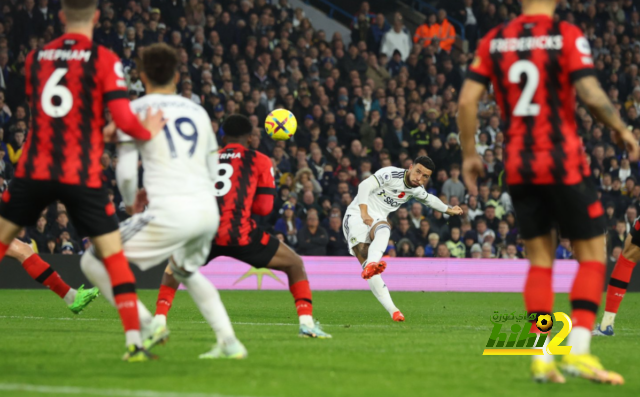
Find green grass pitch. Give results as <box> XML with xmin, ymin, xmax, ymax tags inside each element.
<box><xmin>0</xmin><ymin>290</ymin><xmax>639</xmax><ymax>397</ymax></box>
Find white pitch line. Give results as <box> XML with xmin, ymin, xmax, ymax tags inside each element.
<box><xmin>0</xmin><ymin>383</ymin><xmax>264</xmax><ymax>397</ymax></box>
<box><xmin>0</xmin><ymin>315</ymin><xmax>490</xmax><ymax>330</ymax></box>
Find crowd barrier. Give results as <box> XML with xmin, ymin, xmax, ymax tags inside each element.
<box><xmin>0</xmin><ymin>255</ymin><xmax>632</xmax><ymax>292</ymax></box>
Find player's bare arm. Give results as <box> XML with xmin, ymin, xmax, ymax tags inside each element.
<box><xmin>359</xmin><ymin>204</ymin><xmax>373</xmax><ymax>226</ymax></box>
<box><xmin>457</xmin><ymin>79</ymin><xmax>487</xmax><ymax>196</ymax></box>
<box><xmin>574</xmin><ymin>76</ymin><xmax>640</xmax><ymax>160</ymax></box>
<box><xmin>445</xmin><ymin>206</ymin><xmax>463</xmax><ymax>216</ymax></box>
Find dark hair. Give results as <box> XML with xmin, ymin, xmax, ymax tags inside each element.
<box><xmin>222</xmin><ymin>114</ymin><xmax>253</xmax><ymax>137</ymax></box>
<box><xmin>141</xmin><ymin>43</ymin><xmax>178</xmax><ymax>86</ymax></box>
<box><xmin>414</xmin><ymin>156</ymin><xmax>436</xmax><ymax>172</ymax></box>
<box><xmin>62</xmin><ymin>0</ymin><xmax>97</xmax><ymax>23</ymax></box>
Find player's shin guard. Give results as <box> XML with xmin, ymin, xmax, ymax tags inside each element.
<box><xmin>605</xmin><ymin>254</ymin><xmax>636</xmax><ymax>314</ymax></box>
<box><xmin>155</xmin><ymin>285</ymin><xmax>178</xmax><ymax>317</ymax></box>
<box><xmin>568</xmin><ymin>261</ymin><xmax>605</xmax><ymax>354</ymax></box>
<box><xmin>22</xmin><ymin>254</ymin><xmax>71</xmax><ymax>299</ymax></box>
<box><xmin>102</xmin><ymin>251</ymin><xmax>141</xmax><ymax>346</ymax></box>
<box><xmin>366</xmin><ymin>224</ymin><xmax>391</xmax><ymax>265</ymax></box>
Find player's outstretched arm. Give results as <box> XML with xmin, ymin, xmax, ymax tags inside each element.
<box><xmin>457</xmin><ymin>79</ymin><xmax>487</xmax><ymax>195</ymax></box>
<box><xmin>357</xmin><ymin>176</ymin><xmax>378</xmax><ymax>226</ymax></box>
<box><xmin>575</xmin><ymin>76</ymin><xmax>640</xmax><ymax>160</ymax></box>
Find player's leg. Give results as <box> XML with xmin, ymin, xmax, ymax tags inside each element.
<box><xmin>557</xmin><ymin>182</ymin><xmax>623</xmax><ymax>384</ymax></box>
<box><xmin>264</xmin><ymin>240</ymin><xmax>331</xmax><ymax>338</ymax></box>
<box><xmin>169</xmin><ymin>227</ymin><xmax>246</xmax><ymax>359</ymax></box>
<box><xmin>361</xmin><ymin>221</ymin><xmax>391</xmax><ymax>279</ymax></box>
<box><xmin>353</xmin><ymin>242</ymin><xmax>403</xmax><ymax>321</ymax></box>
<box><xmin>152</xmin><ymin>264</ymin><xmax>180</xmax><ymax>327</ymax></box>
<box><xmin>6</xmin><ymin>239</ymin><xmax>99</xmax><ymax>313</ymax></box>
<box><xmin>509</xmin><ymin>185</ymin><xmax>564</xmax><ymax>383</ymax></box>
<box><xmin>0</xmin><ymin>218</ymin><xmax>22</xmax><ymax>261</ymax></box>
<box><xmin>62</xmin><ymin>185</ymin><xmax>148</xmax><ymax>359</ymax></box>
<box><xmin>594</xmin><ymin>232</ymin><xmax>640</xmax><ymax>335</ymax></box>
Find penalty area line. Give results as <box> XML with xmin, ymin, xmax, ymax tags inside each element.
<box><xmin>0</xmin><ymin>383</ymin><xmax>266</xmax><ymax>397</ymax></box>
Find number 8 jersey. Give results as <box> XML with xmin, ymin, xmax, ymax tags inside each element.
<box><xmin>16</xmin><ymin>33</ymin><xmax>130</xmax><ymax>188</ymax></box>
<box><xmin>466</xmin><ymin>15</ymin><xmax>592</xmax><ymax>186</ymax></box>
<box><xmin>213</xmin><ymin>143</ymin><xmax>276</xmax><ymax>246</ymax></box>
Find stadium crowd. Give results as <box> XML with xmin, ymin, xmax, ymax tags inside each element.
<box><xmin>1</xmin><ymin>0</ymin><xmax>640</xmax><ymax>262</ymax></box>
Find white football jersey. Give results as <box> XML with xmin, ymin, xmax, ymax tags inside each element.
<box><xmin>117</xmin><ymin>94</ymin><xmax>217</xmax><ymax>204</ymax></box>
<box><xmin>347</xmin><ymin>166</ymin><xmax>448</xmax><ymax>219</ymax></box>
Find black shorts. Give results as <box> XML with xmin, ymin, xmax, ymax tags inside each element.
<box><xmin>0</xmin><ymin>178</ymin><xmax>119</xmax><ymax>237</ymax></box>
<box><xmin>509</xmin><ymin>180</ymin><xmax>605</xmax><ymax>240</ymax></box>
<box><xmin>207</xmin><ymin>227</ymin><xmax>280</xmax><ymax>268</ymax></box>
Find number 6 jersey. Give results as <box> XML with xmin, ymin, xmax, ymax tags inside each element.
<box><xmin>16</xmin><ymin>33</ymin><xmax>140</xmax><ymax>188</ymax></box>
<box><xmin>466</xmin><ymin>15</ymin><xmax>593</xmax><ymax>186</ymax></box>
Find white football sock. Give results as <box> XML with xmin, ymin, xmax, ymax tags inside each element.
<box><xmin>175</xmin><ymin>270</ymin><xmax>237</xmax><ymax>345</ymax></box>
<box><xmin>154</xmin><ymin>314</ymin><xmax>167</xmax><ymax>327</ymax></box>
<box><xmin>367</xmin><ymin>275</ymin><xmax>398</xmax><ymax>316</ymax></box>
<box><xmin>80</xmin><ymin>251</ymin><xmax>152</xmax><ymax>331</ymax></box>
<box><xmin>365</xmin><ymin>225</ymin><xmax>391</xmax><ymax>266</ymax></box>
<box><xmin>299</xmin><ymin>314</ymin><xmax>314</xmax><ymax>328</ymax></box>
<box><xmin>601</xmin><ymin>311</ymin><xmax>616</xmax><ymax>328</ymax></box>
<box><xmin>567</xmin><ymin>326</ymin><xmax>591</xmax><ymax>355</ymax></box>
<box><xmin>532</xmin><ymin>331</ymin><xmax>553</xmax><ymax>363</ymax></box>
<box><xmin>63</xmin><ymin>289</ymin><xmax>77</xmax><ymax>305</ymax></box>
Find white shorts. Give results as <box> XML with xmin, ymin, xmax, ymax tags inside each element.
<box><xmin>342</xmin><ymin>210</ymin><xmax>387</xmax><ymax>256</ymax></box>
<box><xmin>120</xmin><ymin>196</ymin><xmax>218</xmax><ymax>273</ymax></box>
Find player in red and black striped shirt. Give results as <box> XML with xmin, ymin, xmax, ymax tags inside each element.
<box><xmin>0</xmin><ymin>0</ymin><xmax>165</xmax><ymax>360</ymax></box>
<box><xmin>458</xmin><ymin>0</ymin><xmax>639</xmax><ymax>384</ymax></box>
<box><xmin>152</xmin><ymin>115</ymin><xmax>331</xmax><ymax>339</ymax></box>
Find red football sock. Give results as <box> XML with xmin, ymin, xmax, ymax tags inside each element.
<box><xmin>605</xmin><ymin>254</ymin><xmax>636</xmax><ymax>313</ymax></box>
<box><xmin>155</xmin><ymin>284</ymin><xmax>177</xmax><ymax>317</ymax></box>
<box><xmin>0</xmin><ymin>240</ymin><xmax>7</xmax><ymax>261</ymax></box>
<box><xmin>22</xmin><ymin>254</ymin><xmax>71</xmax><ymax>298</ymax></box>
<box><xmin>523</xmin><ymin>266</ymin><xmax>554</xmax><ymax>316</ymax></box>
<box><xmin>103</xmin><ymin>251</ymin><xmax>140</xmax><ymax>332</ymax></box>
<box><xmin>570</xmin><ymin>261</ymin><xmax>605</xmax><ymax>329</ymax></box>
<box><xmin>290</xmin><ymin>280</ymin><xmax>313</xmax><ymax>317</ymax></box>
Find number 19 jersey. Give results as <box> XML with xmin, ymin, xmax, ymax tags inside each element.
<box><xmin>121</xmin><ymin>94</ymin><xmax>218</xmax><ymax>204</ymax></box>
<box><xmin>16</xmin><ymin>33</ymin><xmax>128</xmax><ymax>188</ymax></box>
<box><xmin>467</xmin><ymin>15</ymin><xmax>593</xmax><ymax>186</ymax></box>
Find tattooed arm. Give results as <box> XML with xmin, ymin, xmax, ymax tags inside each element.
<box><xmin>574</xmin><ymin>76</ymin><xmax>639</xmax><ymax>160</ymax></box>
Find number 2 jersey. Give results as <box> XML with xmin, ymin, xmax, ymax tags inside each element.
<box><xmin>16</xmin><ymin>33</ymin><xmax>146</xmax><ymax>188</ymax></box>
<box><xmin>214</xmin><ymin>143</ymin><xmax>276</xmax><ymax>246</ymax></box>
<box><xmin>466</xmin><ymin>15</ymin><xmax>593</xmax><ymax>186</ymax></box>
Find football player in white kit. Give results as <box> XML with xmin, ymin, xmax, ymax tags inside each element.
<box><xmin>343</xmin><ymin>156</ymin><xmax>462</xmax><ymax>321</ymax></box>
<box><xmin>80</xmin><ymin>43</ymin><xmax>245</xmax><ymax>361</ymax></box>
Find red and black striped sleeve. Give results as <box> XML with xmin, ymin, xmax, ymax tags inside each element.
<box><xmin>465</xmin><ymin>31</ymin><xmax>495</xmax><ymax>87</ymax></box>
<box><xmin>561</xmin><ymin>22</ymin><xmax>596</xmax><ymax>83</ymax></box>
<box><xmin>97</xmin><ymin>46</ymin><xmax>152</xmax><ymax>141</ymax></box>
<box><xmin>251</xmin><ymin>152</ymin><xmax>276</xmax><ymax>216</ymax></box>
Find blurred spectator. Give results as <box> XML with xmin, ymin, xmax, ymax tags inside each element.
<box><xmin>7</xmin><ymin>130</ymin><xmax>25</xmax><ymax>165</ymax></box>
<box><xmin>556</xmin><ymin>238</ymin><xmax>573</xmax><ymax>260</ymax></box>
<box><xmin>297</xmin><ymin>209</ymin><xmax>328</xmax><ymax>256</ymax></box>
<box><xmin>326</xmin><ymin>213</ymin><xmax>348</xmax><ymax>256</ymax></box>
<box><xmin>436</xmin><ymin>243</ymin><xmax>450</xmax><ymax>258</ymax></box>
<box><xmin>470</xmin><ymin>243</ymin><xmax>482</xmax><ymax>259</ymax></box>
<box><xmin>275</xmin><ymin>202</ymin><xmax>302</xmax><ymax>247</ymax></box>
<box><xmin>445</xmin><ymin>227</ymin><xmax>465</xmax><ymax>258</ymax></box>
<box><xmin>380</xmin><ymin>13</ymin><xmax>411</xmax><ymax>61</ymax></box>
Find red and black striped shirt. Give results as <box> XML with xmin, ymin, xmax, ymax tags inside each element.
<box><xmin>16</xmin><ymin>33</ymin><xmax>128</xmax><ymax>188</ymax></box>
<box><xmin>214</xmin><ymin>143</ymin><xmax>276</xmax><ymax>246</ymax></box>
<box><xmin>467</xmin><ymin>15</ymin><xmax>593</xmax><ymax>185</ymax></box>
